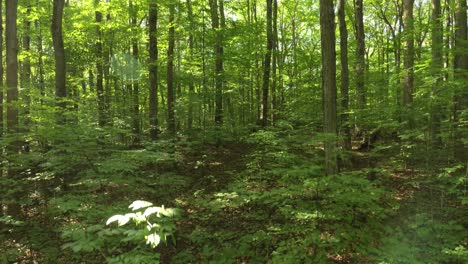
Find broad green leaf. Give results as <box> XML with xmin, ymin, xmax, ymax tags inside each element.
<box><xmin>129</xmin><ymin>200</ymin><xmax>153</xmax><ymax>211</ymax></box>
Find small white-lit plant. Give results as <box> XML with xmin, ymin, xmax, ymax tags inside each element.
<box><xmin>107</xmin><ymin>200</ymin><xmax>178</xmax><ymax>248</ymax></box>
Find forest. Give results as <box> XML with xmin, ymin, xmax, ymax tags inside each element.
<box><xmin>0</xmin><ymin>0</ymin><xmax>466</xmax><ymax>263</ymax></box>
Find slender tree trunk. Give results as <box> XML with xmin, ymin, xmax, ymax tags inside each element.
<box><xmin>148</xmin><ymin>0</ymin><xmax>159</xmax><ymax>139</ymax></box>
<box><xmin>22</xmin><ymin>6</ymin><xmax>31</xmax><ymax>129</ymax></box>
<box><xmin>320</xmin><ymin>0</ymin><xmax>338</xmax><ymax>175</ymax></box>
<box><xmin>261</xmin><ymin>0</ymin><xmax>273</xmax><ymax>127</ymax></box>
<box><xmin>95</xmin><ymin>0</ymin><xmax>106</xmax><ymax>126</ymax></box>
<box><xmin>355</xmin><ymin>0</ymin><xmax>366</xmax><ymax>107</ymax></box>
<box><xmin>454</xmin><ymin>0</ymin><xmax>468</xmax><ymax>161</ymax></box>
<box><xmin>36</xmin><ymin>0</ymin><xmax>45</xmax><ymax>101</ymax></box>
<box><xmin>271</xmin><ymin>0</ymin><xmax>278</xmax><ymax>125</ymax></box>
<box><xmin>402</xmin><ymin>0</ymin><xmax>414</xmax><ymax>107</ymax></box>
<box><xmin>187</xmin><ymin>0</ymin><xmax>195</xmax><ymax>130</ymax></box>
<box><xmin>338</xmin><ymin>0</ymin><xmax>351</xmax><ymax>150</ymax></box>
<box><xmin>52</xmin><ymin>0</ymin><xmax>66</xmax><ymax>110</ymax></box>
<box><xmin>130</xmin><ymin>1</ymin><xmax>140</xmax><ymax>144</ymax></box>
<box><xmin>6</xmin><ymin>0</ymin><xmax>20</xmax><ymax>217</ymax></box>
<box><xmin>167</xmin><ymin>2</ymin><xmax>176</xmax><ymax>135</ymax></box>
<box><xmin>430</xmin><ymin>0</ymin><xmax>443</xmax><ymax>146</ymax></box>
<box><xmin>209</xmin><ymin>0</ymin><xmax>224</xmax><ymax>125</ymax></box>
<box><xmin>0</xmin><ymin>1</ymin><xmax>3</xmax><ymax>138</ymax></box>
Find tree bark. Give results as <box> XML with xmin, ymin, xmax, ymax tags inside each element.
<box><xmin>338</xmin><ymin>0</ymin><xmax>351</xmax><ymax>150</ymax></box>
<box><xmin>187</xmin><ymin>0</ymin><xmax>194</xmax><ymax>130</ymax></box>
<box><xmin>95</xmin><ymin>0</ymin><xmax>106</xmax><ymax>126</ymax></box>
<box><xmin>402</xmin><ymin>0</ymin><xmax>414</xmax><ymax>107</ymax></box>
<box><xmin>130</xmin><ymin>0</ymin><xmax>140</xmax><ymax>144</ymax></box>
<box><xmin>167</xmin><ymin>2</ymin><xmax>176</xmax><ymax>135</ymax></box>
<box><xmin>320</xmin><ymin>0</ymin><xmax>338</xmax><ymax>175</ymax></box>
<box><xmin>52</xmin><ymin>0</ymin><xmax>66</xmax><ymax>111</ymax></box>
<box><xmin>454</xmin><ymin>0</ymin><xmax>468</xmax><ymax>161</ymax></box>
<box><xmin>0</xmin><ymin>1</ymin><xmax>3</xmax><ymax>138</ymax></box>
<box><xmin>209</xmin><ymin>0</ymin><xmax>224</xmax><ymax>125</ymax></box>
<box><xmin>7</xmin><ymin>0</ymin><xmax>19</xmax><ymax>132</ymax></box>
<box><xmin>148</xmin><ymin>0</ymin><xmax>159</xmax><ymax>139</ymax></box>
<box><xmin>354</xmin><ymin>0</ymin><xmax>366</xmax><ymax>107</ymax></box>
<box><xmin>430</xmin><ymin>0</ymin><xmax>443</xmax><ymax>146</ymax></box>
<box><xmin>261</xmin><ymin>0</ymin><xmax>273</xmax><ymax>127</ymax></box>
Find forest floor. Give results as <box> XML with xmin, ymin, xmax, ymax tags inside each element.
<box><xmin>2</xmin><ymin>136</ymin><xmax>466</xmax><ymax>263</ymax></box>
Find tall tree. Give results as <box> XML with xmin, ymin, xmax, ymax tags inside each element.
<box><xmin>6</xmin><ymin>0</ymin><xmax>19</xmax><ymax>132</ymax></box>
<box><xmin>402</xmin><ymin>0</ymin><xmax>414</xmax><ymax>107</ymax></box>
<box><xmin>209</xmin><ymin>0</ymin><xmax>224</xmax><ymax>125</ymax></box>
<box><xmin>454</xmin><ymin>0</ymin><xmax>468</xmax><ymax>161</ymax></box>
<box><xmin>339</xmin><ymin>0</ymin><xmax>351</xmax><ymax>150</ymax></box>
<box><xmin>320</xmin><ymin>0</ymin><xmax>338</xmax><ymax>175</ymax></box>
<box><xmin>271</xmin><ymin>0</ymin><xmax>278</xmax><ymax>124</ymax></box>
<box><xmin>148</xmin><ymin>0</ymin><xmax>159</xmax><ymax>139</ymax></box>
<box><xmin>430</xmin><ymin>0</ymin><xmax>443</xmax><ymax>145</ymax></box>
<box><xmin>130</xmin><ymin>0</ymin><xmax>140</xmax><ymax>143</ymax></box>
<box><xmin>52</xmin><ymin>0</ymin><xmax>66</xmax><ymax>109</ymax></box>
<box><xmin>0</xmin><ymin>1</ymin><xmax>3</xmax><ymax>137</ymax></box>
<box><xmin>355</xmin><ymin>0</ymin><xmax>366</xmax><ymax>107</ymax></box>
<box><xmin>95</xmin><ymin>0</ymin><xmax>106</xmax><ymax>126</ymax></box>
<box><xmin>186</xmin><ymin>0</ymin><xmax>194</xmax><ymax>130</ymax></box>
<box><xmin>261</xmin><ymin>0</ymin><xmax>273</xmax><ymax>126</ymax></box>
<box><xmin>167</xmin><ymin>1</ymin><xmax>176</xmax><ymax>134</ymax></box>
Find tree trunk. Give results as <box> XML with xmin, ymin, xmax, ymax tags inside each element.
<box><xmin>130</xmin><ymin>1</ymin><xmax>140</xmax><ymax>144</ymax></box>
<box><xmin>22</xmin><ymin>5</ymin><xmax>31</xmax><ymax>130</ymax></box>
<box><xmin>0</xmin><ymin>1</ymin><xmax>3</xmax><ymax>138</ymax></box>
<box><xmin>209</xmin><ymin>0</ymin><xmax>224</xmax><ymax>125</ymax></box>
<box><xmin>320</xmin><ymin>0</ymin><xmax>338</xmax><ymax>175</ymax></box>
<box><xmin>95</xmin><ymin>0</ymin><xmax>106</xmax><ymax>126</ymax></box>
<box><xmin>430</xmin><ymin>0</ymin><xmax>443</xmax><ymax>146</ymax></box>
<box><xmin>338</xmin><ymin>0</ymin><xmax>351</xmax><ymax>150</ymax></box>
<box><xmin>167</xmin><ymin>2</ymin><xmax>176</xmax><ymax>135</ymax></box>
<box><xmin>402</xmin><ymin>0</ymin><xmax>414</xmax><ymax>107</ymax></box>
<box><xmin>454</xmin><ymin>0</ymin><xmax>468</xmax><ymax>161</ymax></box>
<box><xmin>355</xmin><ymin>0</ymin><xmax>366</xmax><ymax>107</ymax></box>
<box><xmin>187</xmin><ymin>0</ymin><xmax>194</xmax><ymax>130</ymax></box>
<box><xmin>52</xmin><ymin>0</ymin><xmax>66</xmax><ymax>110</ymax></box>
<box><xmin>261</xmin><ymin>0</ymin><xmax>273</xmax><ymax>127</ymax></box>
<box><xmin>271</xmin><ymin>0</ymin><xmax>278</xmax><ymax>125</ymax></box>
<box><xmin>6</xmin><ymin>0</ymin><xmax>20</xmax><ymax>217</ymax></box>
<box><xmin>148</xmin><ymin>0</ymin><xmax>159</xmax><ymax>139</ymax></box>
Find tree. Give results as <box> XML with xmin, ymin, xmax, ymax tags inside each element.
<box><xmin>0</xmin><ymin>1</ymin><xmax>3</xmax><ymax>138</ymax></box>
<box><xmin>130</xmin><ymin>0</ymin><xmax>140</xmax><ymax>144</ymax></box>
<box><xmin>95</xmin><ymin>0</ymin><xmax>106</xmax><ymax>126</ymax></box>
<box><xmin>355</xmin><ymin>0</ymin><xmax>366</xmax><ymax>107</ymax></box>
<box><xmin>6</xmin><ymin>0</ymin><xmax>19</xmax><ymax>133</ymax></box>
<box><xmin>209</xmin><ymin>0</ymin><xmax>224</xmax><ymax>125</ymax></box>
<box><xmin>402</xmin><ymin>0</ymin><xmax>414</xmax><ymax>107</ymax></box>
<box><xmin>167</xmin><ymin>1</ymin><xmax>176</xmax><ymax>135</ymax></box>
<box><xmin>148</xmin><ymin>0</ymin><xmax>159</xmax><ymax>139</ymax></box>
<box><xmin>186</xmin><ymin>0</ymin><xmax>194</xmax><ymax>130</ymax></box>
<box><xmin>52</xmin><ymin>0</ymin><xmax>66</xmax><ymax>109</ymax></box>
<box><xmin>320</xmin><ymin>0</ymin><xmax>338</xmax><ymax>175</ymax></box>
<box><xmin>339</xmin><ymin>0</ymin><xmax>351</xmax><ymax>150</ymax></box>
<box><xmin>261</xmin><ymin>0</ymin><xmax>273</xmax><ymax>127</ymax></box>
<box><xmin>454</xmin><ymin>0</ymin><xmax>468</xmax><ymax>161</ymax></box>
<box><xmin>430</xmin><ymin>0</ymin><xmax>443</xmax><ymax>145</ymax></box>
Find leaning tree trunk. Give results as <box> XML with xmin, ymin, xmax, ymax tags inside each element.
<box><xmin>320</xmin><ymin>0</ymin><xmax>338</xmax><ymax>175</ymax></box>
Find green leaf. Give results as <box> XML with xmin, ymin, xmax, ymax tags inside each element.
<box><xmin>129</xmin><ymin>200</ymin><xmax>153</xmax><ymax>211</ymax></box>
<box><xmin>106</xmin><ymin>214</ymin><xmax>130</xmax><ymax>226</ymax></box>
